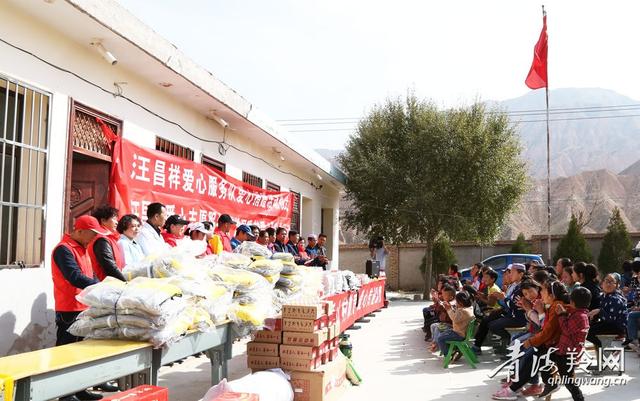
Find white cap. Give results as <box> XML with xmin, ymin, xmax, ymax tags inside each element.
<box><xmin>188</xmin><ymin>222</ymin><xmax>213</xmax><ymax>235</ymax></box>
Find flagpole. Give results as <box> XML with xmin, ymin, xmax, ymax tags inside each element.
<box><xmin>543</xmin><ymin>5</ymin><xmax>551</xmax><ymax>265</ymax></box>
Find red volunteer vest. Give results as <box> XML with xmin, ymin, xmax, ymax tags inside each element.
<box><xmin>51</xmin><ymin>234</ymin><xmax>93</xmax><ymax>312</ymax></box>
<box><xmin>88</xmin><ymin>230</ymin><xmax>125</xmax><ymax>281</ymax></box>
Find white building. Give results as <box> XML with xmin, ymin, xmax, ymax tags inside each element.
<box><xmin>0</xmin><ymin>0</ymin><xmax>345</xmax><ymax>356</ymax></box>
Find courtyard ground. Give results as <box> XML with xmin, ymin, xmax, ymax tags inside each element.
<box><xmin>160</xmin><ymin>296</ymin><xmax>638</xmax><ymax>400</ymax></box>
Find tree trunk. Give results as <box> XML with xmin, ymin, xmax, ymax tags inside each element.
<box><xmin>422</xmin><ymin>240</ymin><xmax>434</xmax><ymax>299</ymax></box>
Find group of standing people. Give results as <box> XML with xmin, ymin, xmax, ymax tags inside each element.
<box><xmin>50</xmin><ymin>202</ymin><xmax>331</xmax><ymax>401</ymax></box>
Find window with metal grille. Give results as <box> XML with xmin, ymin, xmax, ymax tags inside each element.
<box><xmin>242</xmin><ymin>171</ymin><xmax>263</xmax><ymax>189</ymax></box>
<box><xmin>0</xmin><ymin>76</ymin><xmax>50</xmax><ymax>269</ymax></box>
<box><xmin>155</xmin><ymin>137</ymin><xmax>194</xmax><ymax>161</ymax></box>
<box><xmin>202</xmin><ymin>154</ymin><xmax>225</xmax><ymax>173</ymax></box>
<box><xmin>266</xmin><ymin>181</ymin><xmax>280</xmax><ymax>192</ymax></box>
<box><xmin>72</xmin><ymin>104</ymin><xmax>118</xmax><ymax>161</ymax></box>
<box><xmin>290</xmin><ymin>191</ymin><xmax>301</xmax><ymax>232</ymax></box>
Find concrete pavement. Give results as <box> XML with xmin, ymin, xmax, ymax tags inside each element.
<box><xmin>160</xmin><ymin>298</ymin><xmax>638</xmax><ymax>400</ymax></box>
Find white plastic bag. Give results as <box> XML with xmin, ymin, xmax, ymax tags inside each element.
<box><xmin>202</xmin><ymin>369</ymin><xmax>293</xmax><ymax>401</ymax></box>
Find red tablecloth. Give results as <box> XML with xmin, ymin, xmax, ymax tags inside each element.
<box><xmin>324</xmin><ymin>279</ymin><xmax>386</xmax><ymax>333</ymax></box>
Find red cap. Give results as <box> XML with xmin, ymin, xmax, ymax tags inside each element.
<box><xmin>74</xmin><ymin>215</ymin><xmax>110</xmax><ymax>235</ymax></box>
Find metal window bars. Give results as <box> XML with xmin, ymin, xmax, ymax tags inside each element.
<box><xmin>242</xmin><ymin>171</ymin><xmax>263</xmax><ymax>189</ymax></box>
<box><xmin>0</xmin><ymin>75</ymin><xmax>50</xmax><ymax>269</ymax></box>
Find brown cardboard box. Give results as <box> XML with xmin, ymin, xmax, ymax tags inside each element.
<box><xmin>280</xmin><ymin>344</ymin><xmax>320</xmax><ymax>359</ymax></box>
<box><xmin>247</xmin><ymin>355</ymin><xmax>280</xmax><ymax>370</ymax></box>
<box><xmin>283</xmin><ymin>318</ymin><xmax>325</xmax><ymax>333</ymax></box>
<box><xmin>283</xmin><ymin>329</ymin><xmax>327</xmax><ymax>347</ymax></box>
<box><xmin>254</xmin><ymin>330</ymin><xmax>282</xmax><ymax>344</ymax></box>
<box><xmin>280</xmin><ymin>356</ymin><xmax>322</xmax><ymax>372</ymax></box>
<box><xmin>247</xmin><ymin>341</ymin><xmax>279</xmax><ymax>356</ymax></box>
<box><xmin>289</xmin><ymin>356</ymin><xmax>348</xmax><ymax>401</ymax></box>
<box><xmin>283</xmin><ymin>304</ymin><xmax>324</xmax><ymax>320</ymax></box>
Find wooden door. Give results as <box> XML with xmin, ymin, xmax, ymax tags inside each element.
<box><xmin>66</xmin><ymin>154</ymin><xmax>110</xmax><ymax>233</ymax></box>
<box><xmin>64</xmin><ymin>100</ymin><xmax>121</xmax><ymax>233</ymax></box>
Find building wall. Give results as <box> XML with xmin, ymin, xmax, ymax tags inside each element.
<box><xmin>0</xmin><ymin>4</ymin><xmax>340</xmax><ymax>355</ymax></box>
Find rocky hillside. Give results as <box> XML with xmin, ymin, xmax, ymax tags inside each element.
<box><xmin>502</xmin><ymin>168</ymin><xmax>640</xmax><ymax>239</ymax></box>
<box><xmin>500</xmin><ymin>88</ymin><xmax>640</xmax><ymax>179</ymax></box>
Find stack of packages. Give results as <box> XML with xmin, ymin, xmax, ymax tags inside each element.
<box><xmin>247</xmin><ymin>302</ymin><xmax>339</xmax><ymax>371</ymax></box>
<box><xmin>209</xmin><ymin>263</ymin><xmax>276</xmax><ymax>330</ymax></box>
<box><xmin>246</xmin><ymin>301</ymin><xmax>348</xmax><ymax>401</ymax></box>
<box><xmin>68</xmin><ymin>277</ymin><xmax>214</xmax><ymax>348</ymax></box>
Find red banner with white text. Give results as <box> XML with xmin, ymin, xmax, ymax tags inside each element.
<box><xmin>109</xmin><ymin>137</ymin><xmax>293</xmax><ymax>227</ymax></box>
<box><xmin>325</xmin><ymin>279</ymin><xmax>386</xmax><ymax>333</ymax></box>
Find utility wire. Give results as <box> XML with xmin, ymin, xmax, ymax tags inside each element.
<box><xmin>285</xmin><ymin>111</ymin><xmax>640</xmax><ymax>132</ymax></box>
<box><xmin>0</xmin><ymin>37</ymin><xmax>323</xmax><ymax>189</ymax></box>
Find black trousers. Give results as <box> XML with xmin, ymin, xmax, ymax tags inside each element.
<box><xmin>541</xmin><ymin>353</ymin><xmax>584</xmax><ymax>401</ymax></box>
<box><xmin>474</xmin><ymin>309</ymin><xmax>504</xmax><ymax>347</ymax></box>
<box><xmin>55</xmin><ymin>311</ymin><xmax>82</xmax><ymax>346</ymax></box>
<box><xmin>586</xmin><ymin>320</ymin><xmax>625</xmax><ymax>348</ymax></box>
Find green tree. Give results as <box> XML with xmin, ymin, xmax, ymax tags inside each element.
<box><xmin>553</xmin><ymin>214</ymin><xmax>593</xmax><ymax>263</ymax></box>
<box><xmin>419</xmin><ymin>237</ymin><xmax>457</xmax><ymax>276</ymax></box>
<box><xmin>598</xmin><ymin>207</ymin><xmax>632</xmax><ymax>273</ymax></box>
<box><xmin>338</xmin><ymin>94</ymin><xmax>527</xmax><ymax>295</ymax></box>
<box><xmin>511</xmin><ymin>233</ymin><xmax>532</xmax><ymax>254</ymax></box>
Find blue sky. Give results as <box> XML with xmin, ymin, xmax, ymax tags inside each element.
<box><xmin>117</xmin><ymin>0</ymin><xmax>640</xmax><ymax>149</ymax></box>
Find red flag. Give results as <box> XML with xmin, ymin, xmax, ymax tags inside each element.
<box><xmin>525</xmin><ymin>14</ymin><xmax>548</xmax><ymax>89</ymax></box>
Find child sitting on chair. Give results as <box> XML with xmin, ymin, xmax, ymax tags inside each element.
<box><xmin>433</xmin><ymin>291</ymin><xmax>474</xmax><ymax>356</ymax></box>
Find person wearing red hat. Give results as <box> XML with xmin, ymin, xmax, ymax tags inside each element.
<box><xmin>51</xmin><ymin>215</ymin><xmax>110</xmax><ymax>401</ymax></box>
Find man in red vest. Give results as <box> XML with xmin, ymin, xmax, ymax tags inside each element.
<box><xmin>51</xmin><ymin>215</ymin><xmax>109</xmax><ymax>401</ymax></box>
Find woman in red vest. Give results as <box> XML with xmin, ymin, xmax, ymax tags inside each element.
<box><xmin>89</xmin><ymin>206</ymin><xmax>126</xmax><ymax>281</ymax></box>
<box><xmin>162</xmin><ymin>214</ymin><xmax>189</xmax><ymax>247</ymax></box>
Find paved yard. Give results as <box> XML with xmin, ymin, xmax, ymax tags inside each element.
<box><xmin>161</xmin><ymin>298</ymin><xmax>638</xmax><ymax>400</ymax></box>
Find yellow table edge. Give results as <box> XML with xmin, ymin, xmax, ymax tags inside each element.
<box><xmin>0</xmin><ymin>339</ymin><xmax>151</xmax><ymax>381</ymax></box>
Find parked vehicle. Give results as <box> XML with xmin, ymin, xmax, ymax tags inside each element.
<box><xmin>460</xmin><ymin>253</ymin><xmax>544</xmax><ymax>287</ymax></box>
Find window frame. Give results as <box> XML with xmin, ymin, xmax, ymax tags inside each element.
<box><xmin>0</xmin><ymin>74</ymin><xmax>51</xmax><ymax>269</ymax></box>
<box><xmin>266</xmin><ymin>181</ymin><xmax>280</xmax><ymax>192</ymax></box>
<box><xmin>242</xmin><ymin>171</ymin><xmax>263</xmax><ymax>189</ymax></box>
<box><xmin>155</xmin><ymin>136</ymin><xmax>194</xmax><ymax>161</ymax></box>
<box><xmin>290</xmin><ymin>190</ymin><xmax>301</xmax><ymax>233</ymax></box>
<box><xmin>202</xmin><ymin>154</ymin><xmax>226</xmax><ymax>173</ymax></box>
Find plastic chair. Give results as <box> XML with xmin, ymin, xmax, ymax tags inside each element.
<box><xmin>443</xmin><ymin>319</ymin><xmax>478</xmax><ymax>368</ymax></box>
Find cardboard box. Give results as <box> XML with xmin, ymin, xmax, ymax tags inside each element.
<box><xmin>280</xmin><ymin>344</ymin><xmax>320</xmax><ymax>359</ymax></box>
<box><xmin>254</xmin><ymin>330</ymin><xmax>282</xmax><ymax>344</ymax></box>
<box><xmin>283</xmin><ymin>304</ymin><xmax>324</xmax><ymax>320</ymax></box>
<box><xmin>211</xmin><ymin>393</ymin><xmax>259</xmax><ymax>401</ymax></box>
<box><xmin>281</xmin><ymin>355</ymin><xmax>322</xmax><ymax>371</ymax></box>
<box><xmin>289</xmin><ymin>356</ymin><xmax>348</xmax><ymax>401</ymax></box>
<box><xmin>103</xmin><ymin>385</ymin><xmax>168</xmax><ymax>401</ymax></box>
<box><xmin>283</xmin><ymin>318</ymin><xmax>325</xmax><ymax>333</ymax></box>
<box><xmin>247</xmin><ymin>355</ymin><xmax>280</xmax><ymax>370</ymax></box>
<box><xmin>283</xmin><ymin>329</ymin><xmax>327</xmax><ymax>347</ymax></box>
<box><xmin>247</xmin><ymin>341</ymin><xmax>279</xmax><ymax>356</ymax></box>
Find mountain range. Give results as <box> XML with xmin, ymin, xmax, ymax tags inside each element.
<box><xmin>316</xmin><ymin>88</ymin><xmax>640</xmax><ymax>241</ymax></box>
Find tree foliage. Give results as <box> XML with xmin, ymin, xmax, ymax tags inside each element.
<box><xmin>419</xmin><ymin>237</ymin><xmax>457</xmax><ymax>275</ymax></box>
<box><xmin>511</xmin><ymin>233</ymin><xmax>532</xmax><ymax>254</ymax></box>
<box><xmin>554</xmin><ymin>214</ymin><xmax>593</xmax><ymax>263</ymax></box>
<box><xmin>338</xmin><ymin>93</ymin><xmax>527</xmax><ymax>293</ymax></box>
<box><xmin>598</xmin><ymin>207</ymin><xmax>632</xmax><ymax>273</ymax></box>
